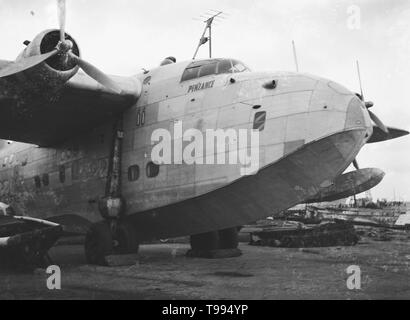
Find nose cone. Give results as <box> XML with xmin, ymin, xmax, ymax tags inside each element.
<box><xmin>345</xmin><ymin>95</ymin><xmax>373</xmax><ymax>136</ymax></box>
<box><xmin>308</xmin><ymin>79</ymin><xmax>372</xmax><ymax>143</ymax></box>
<box><xmin>326</xmin><ymin>81</ymin><xmax>372</xmax><ymax>133</ymax></box>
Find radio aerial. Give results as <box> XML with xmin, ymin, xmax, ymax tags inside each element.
<box><xmin>192</xmin><ymin>10</ymin><xmax>227</xmax><ymax>60</ymax></box>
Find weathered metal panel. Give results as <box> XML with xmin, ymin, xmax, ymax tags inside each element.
<box><xmin>126</xmin><ymin>129</ymin><xmax>367</xmax><ymax>240</ymax></box>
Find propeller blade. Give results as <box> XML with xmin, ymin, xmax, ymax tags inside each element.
<box><xmin>57</xmin><ymin>0</ymin><xmax>66</xmax><ymax>42</ymax></box>
<box><xmin>367</xmin><ymin>126</ymin><xmax>409</xmax><ymax>144</ymax></box>
<box><xmin>353</xmin><ymin>159</ymin><xmax>359</xmax><ymax>170</ymax></box>
<box><xmin>68</xmin><ymin>52</ymin><xmax>122</xmax><ymax>93</ymax></box>
<box><xmin>0</xmin><ymin>49</ymin><xmax>58</xmax><ymax>78</ymax></box>
<box><xmin>368</xmin><ymin>110</ymin><xmax>389</xmax><ymax>134</ymax></box>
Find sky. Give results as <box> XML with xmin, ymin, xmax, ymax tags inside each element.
<box><xmin>0</xmin><ymin>0</ymin><xmax>410</xmax><ymax>200</ymax></box>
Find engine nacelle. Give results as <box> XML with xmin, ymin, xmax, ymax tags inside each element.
<box><xmin>16</xmin><ymin>29</ymin><xmax>80</xmax><ymax>89</ymax></box>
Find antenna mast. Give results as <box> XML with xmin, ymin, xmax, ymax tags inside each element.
<box><xmin>292</xmin><ymin>40</ymin><xmax>299</xmax><ymax>72</ymax></box>
<box><xmin>193</xmin><ymin>11</ymin><xmax>226</xmax><ymax>60</ymax></box>
<box><xmin>356</xmin><ymin>60</ymin><xmax>364</xmax><ymax>99</ymax></box>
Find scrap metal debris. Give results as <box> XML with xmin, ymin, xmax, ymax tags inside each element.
<box><xmin>246</xmin><ymin>202</ymin><xmax>410</xmax><ymax>248</ymax></box>
<box><xmin>0</xmin><ymin>215</ymin><xmax>63</xmax><ymax>270</ymax></box>
<box><xmin>249</xmin><ymin>221</ymin><xmax>359</xmax><ymax>248</ymax></box>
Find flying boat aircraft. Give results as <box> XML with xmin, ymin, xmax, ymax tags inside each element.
<box><xmin>0</xmin><ymin>1</ymin><xmax>407</xmax><ymax>265</ymax></box>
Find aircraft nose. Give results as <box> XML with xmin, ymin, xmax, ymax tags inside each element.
<box><xmin>345</xmin><ymin>95</ymin><xmax>371</xmax><ymax>130</ymax></box>
<box><xmin>309</xmin><ymin>79</ymin><xmax>372</xmax><ymax>141</ymax></box>
<box><xmin>325</xmin><ymin>81</ymin><xmax>373</xmax><ymax>139</ymax></box>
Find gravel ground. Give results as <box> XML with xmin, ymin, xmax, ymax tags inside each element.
<box><xmin>0</xmin><ymin>237</ymin><xmax>409</xmax><ymax>300</ymax></box>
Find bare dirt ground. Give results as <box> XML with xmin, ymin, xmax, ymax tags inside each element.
<box><xmin>0</xmin><ymin>237</ymin><xmax>409</xmax><ymax>300</ymax></box>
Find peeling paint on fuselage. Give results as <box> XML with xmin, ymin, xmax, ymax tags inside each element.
<box><xmin>0</xmin><ymin>122</ymin><xmax>113</xmax><ymax>223</ymax></box>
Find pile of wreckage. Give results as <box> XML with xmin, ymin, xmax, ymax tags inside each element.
<box><xmin>244</xmin><ymin>204</ymin><xmax>410</xmax><ymax>248</ymax></box>
<box><xmin>246</xmin><ymin>220</ymin><xmax>359</xmax><ymax>248</ymax></box>
<box><xmin>0</xmin><ymin>213</ymin><xmax>63</xmax><ymax>271</ymax></box>
<box><xmin>0</xmin><ymin>202</ymin><xmax>90</xmax><ymax>271</ymax></box>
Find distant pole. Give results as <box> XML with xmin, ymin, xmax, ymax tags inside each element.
<box><xmin>292</xmin><ymin>40</ymin><xmax>299</xmax><ymax>72</ymax></box>
<box><xmin>209</xmin><ymin>23</ymin><xmax>212</xmax><ymax>58</ymax></box>
<box><xmin>356</xmin><ymin>60</ymin><xmax>364</xmax><ymax>99</ymax></box>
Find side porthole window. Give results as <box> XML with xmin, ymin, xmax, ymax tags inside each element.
<box><xmin>128</xmin><ymin>165</ymin><xmax>140</xmax><ymax>181</ymax></box>
<box><xmin>42</xmin><ymin>173</ymin><xmax>49</xmax><ymax>186</ymax></box>
<box><xmin>59</xmin><ymin>165</ymin><xmax>66</xmax><ymax>183</ymax></box>
<box><xmin>253</xmin><ymin>111</ymin><xmax>267</xmax><ymax>131</ymax></box>
<box><xmin>34</xmin><ymin>175</ymin><xmax>41</xmax><ymax>188</ymax></box>
<box><xmin>141</xmin><ymin>110</ymin><xmax>146</xmax><ymax>125</ymax></box>
<box><xmin>146</xmin><ymin>162</ymin><xmax>160</xmax><ymax>178</ymax></box>
<box><xmin>136</xmin><ymin>112</ymin><xmax>141</xmax><ymax>126</ymax></box>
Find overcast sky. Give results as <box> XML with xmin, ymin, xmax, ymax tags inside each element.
<box><xmin>1</xmin><ymin>0</ymin><xmax>410</xmax><ymax>201</ymax></box>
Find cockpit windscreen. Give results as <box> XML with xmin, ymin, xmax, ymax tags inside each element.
<box><xmin>181</xmin><ymin>59</ymin><xmax>251</xmax><ymax>82</ymax></box>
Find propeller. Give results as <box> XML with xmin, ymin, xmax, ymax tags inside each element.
<box><xmin>0</xmin><ymin>50</ymin><xmax>58</xmax><ymax>78</ymax></box>
<box><xmin>58</xmin><ymin>0</ymin><xmax>66</xmax><ymax>43</ymax></box>
<box><xmin>67</xmin><ymin>52</ymin><xmax>122</xmax><ymax>93</ymax></box>
<box><xmin>0</xmin><ymin>0</ymin><xmax>121</xmax><ymax>93</ymax></box>
<box><xmin>352</xmin><ymin>159</ymin><xmax>360</xmax><ymax>170</ymax></box>
<box><xmin>368</xmin><ymin>110</ymin><xmax>389</xmax><ymax>134</ymax></box>
<box><xmin>356</xmin><ymin>60</ymin><xmax>388</xmax><ymax>134</ymax></box>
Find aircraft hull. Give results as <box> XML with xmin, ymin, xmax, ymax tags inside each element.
<box><xmin>126</xmin><ymin>128</ymin><xmax>366</xmax><ymax>240</ymax></box>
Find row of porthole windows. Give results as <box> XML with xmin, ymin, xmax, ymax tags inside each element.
<box><xmin>33</xmin><ymin>161</ymin><xmax>159</xmax><ymax>187</ymax></box>
<box><xmin>34</xmin><ymin>165</ymin><xmax>66</xmax><ymax>188</ymax></box>
<box><xmin>128</xmin><ymin>161</ymin><xmax>160</xmax><ymax>181</ymax></box>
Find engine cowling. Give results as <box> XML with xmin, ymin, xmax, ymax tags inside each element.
<box><xmin>16</xmin><ymin>29</ymin><xmax>80</xmax><ymax>89</ymax></box>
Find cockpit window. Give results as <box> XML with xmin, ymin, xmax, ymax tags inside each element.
<box><xmin>231</xmin><ymin>60</ymin><xmax>248</xmax><ymax>73</ymax></box>
<box><xmin>217</xmin><ymin>59</ymin><xmax>233</xmax><ymax>74</ymax></box>
<box><xmin>199</xmin><ymin>62</ymin><xmax>218</xmax><ymax>77</ymax></box>
<box><xmin>181</xmin><ymin>59</ymin><xmax>250</xmax><ymax>82</ymax></box>
<box><xmin>182</xmin><ymin>66</ymin><xmax>201</xmax><ymax>81</ymax></box>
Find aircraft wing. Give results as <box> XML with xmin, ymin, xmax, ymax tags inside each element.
<box><xmin>0</xmin><ymin>71</ymin><xmax>140</xmax><ymax>146</ymax></box>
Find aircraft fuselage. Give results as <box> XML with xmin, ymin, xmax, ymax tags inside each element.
<box><xmin>0</xmin><ymin>58</ymin><xmax>373</xmax><ymax>240</ymax></box>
